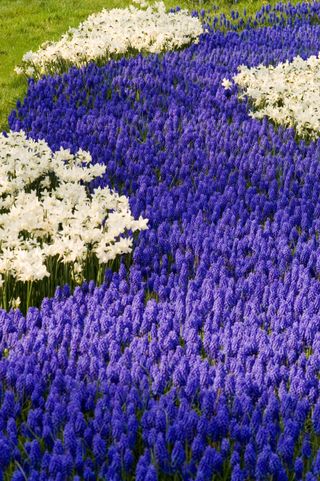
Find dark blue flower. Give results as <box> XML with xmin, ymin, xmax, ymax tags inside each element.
<box><xmin>198</xmin><ymin>447</ymin><xmax>222</xmax><ymax>478</ymax></box>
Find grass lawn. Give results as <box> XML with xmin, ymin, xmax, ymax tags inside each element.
<box><xmin>0</xmin><ymin>0</ymin><xmax>301</xmax><ymax>131</ymax></box>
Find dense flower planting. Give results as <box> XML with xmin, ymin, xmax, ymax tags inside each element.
<box><xmin>4</xmin><ymin>2</ymin><xmax>320</xmax><ymax>480</ymax></box>
<box><xmin>0</xmin><ymin>131</ymin><xmax>147</xmax><ymax>313</ymax></box>
<box><xmin>15</xmin><ymin>1</ymin><xmax>203</xmax><ymax>79</ymax></box>
<box><xmin>233</xmin><ymin>53</ymin><xmax>320</xmax><ymax>140</ymax></box>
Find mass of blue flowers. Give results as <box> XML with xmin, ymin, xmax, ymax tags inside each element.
<box><xmin>3</xmin><ymin>2</ymin><xmax>320</xmax><ymax>480</ymax></box>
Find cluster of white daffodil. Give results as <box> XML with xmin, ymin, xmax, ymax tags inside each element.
<box><xmin>0</xmin><ymin>131</ymin><xmax>148</xmax><ymax>311</ymax></box>
<box><xmin>231</xmin><ymin>53</ymin><xmax>320</xmax><ymax>140</ymax></box>
<box><xmin>15</xmin><ymin>1</ymin><xmax>203</xmax><ymax>79</ymax></box>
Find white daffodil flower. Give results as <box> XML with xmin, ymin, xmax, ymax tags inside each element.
<box><xmin>15</xmin><ymin>2</ymin><xmax>204</xmax><ymax>78</ymax></box>
<box><xmin>0</xmin><ymin>131</ymin><xmax>148</xmax><ymax>289</ymax></box>
<box><xmin>234</xmin><ymin>52</ymin><xmax>320</xmax><ymax>139</ymax></box>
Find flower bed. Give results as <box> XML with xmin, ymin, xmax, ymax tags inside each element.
<box><xmin>0</xmin><ymin>131</ymin><xmax>147</xmax><ymax>313</ymax></box>
<box><xmin>3</xmin><ymin>2</ymin><xmax>320</xmax><ymax>480</ymax></box>
<box><xmin>233</xmin><ymin>53</ymin><xmax>320</xmax><ymax>140</ymax></box>
<box><xmin>15</xmin><ymin>1</ymin><xmax>203</xmax><ymax>79</ymax></box>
